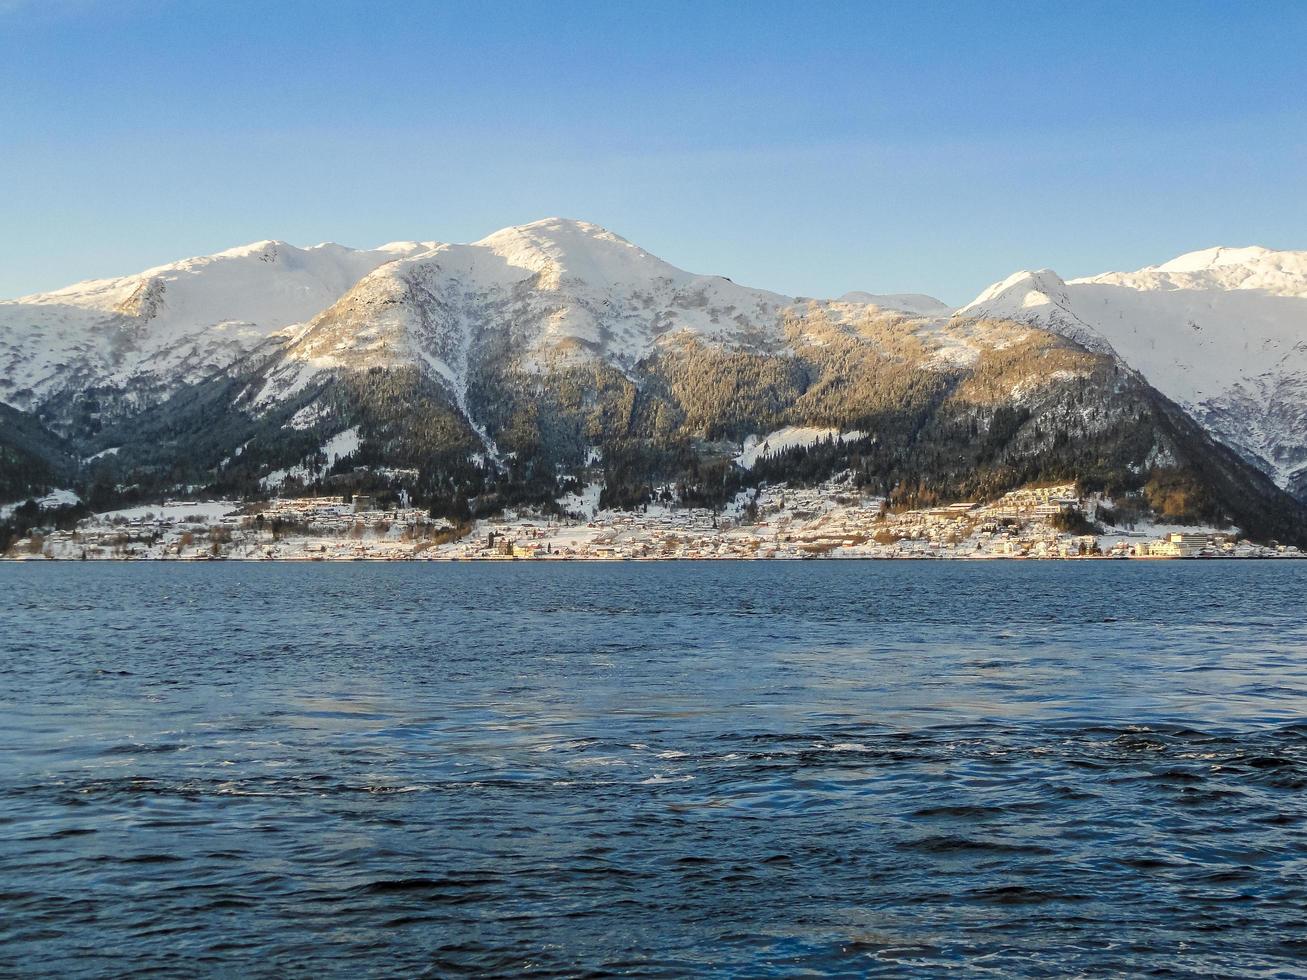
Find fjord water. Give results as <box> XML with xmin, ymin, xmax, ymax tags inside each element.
<box><xmin>2</xmin><ymin>563</ymin><xmax>1306</xmax><ymax>977</ymax></box>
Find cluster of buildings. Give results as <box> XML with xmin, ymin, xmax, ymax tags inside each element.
<box><xmin>433</xmin><ymin>478</ymin><xmax>1302</xmax><ymax>562</ymax></box>
<box><xmin>5</xmin><ymin>483</ymin><xmax>1304</xmax><ymax>561</ymax></box>
<box><xmin>444</xmin><ymin>508</ymin><xmax>738</xmax><ymax>560</ymax></box>
<box><xmin>983</xmin><ymin>483</ymin><xmax>1087</xmax><ymax>519</ymax></box>
<box><xmin>5</xmin><ymin>494</ymin><xmax>450</xmax><ymax>561</ymax></box>
<box><xmin>256</xmin><ymin>494</ymin><xmax>433</xmax><ymax>534</ymax></box>
<box><xmin>9</xmin><ymin>501</ymin><xmax>241</xmax><ymax>560</ymax></box>
<box><xmin>229</xmin><ymin>493</ymin><xmax>449</xmax><ymax>559</ymax></box>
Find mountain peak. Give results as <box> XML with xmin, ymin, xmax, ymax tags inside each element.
<box><xmin>473</xmin><ymin>217</ymin><xmax>636</xmax><ymax>250</ymax></box>
<box><xmin>469</xmin><ymin>218</ymin><xmax>679</xmax><ymax>284</ymax></box>
<box><xmin>486</xmin><ymin>216</ymin><xmax>622</xmax><ymax>236</ymax></box>
<box><xmin>1073</xmin><ymin>244</ymin><xmax>1307</xmax><ymax>297</ymax></box>
<box><xmin>957</xmin><ymin>247</ymin><xmax>1307</xmax><ymax>493</ymax></box>
<box><xmin>956</xmin><ymin>268</ymin><xmax>1070</xmax><ymax>318</ymax></box>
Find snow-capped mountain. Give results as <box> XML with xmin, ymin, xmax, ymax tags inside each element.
<box><xmin>2</xmin><ymin>219</ymin><xmax>1304</xmax><ymax>543</ymax></box>
<box><xmin>1</xmin><ymin>218</ymin><xmax>950</xmax><ymax>427</ymax></box>
<box><xmin>0</xmin><ymin>238</ymin><xmax>436</xmax><ymax>413</ymax></box>
<box><xmin>957</xmin><ymin>246</ymin><xmax>1307</xmax><ymax>496</ymax></box>
<box><xmin>252</xmin><ymin>218</ymin><xmax>798</xmax><ymax>410</ymax></box>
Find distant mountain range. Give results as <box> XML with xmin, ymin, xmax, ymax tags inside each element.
<box><xmin>1</xmin><ymin>219</ymin><xmax>1304</xmax><ymax>542</ymax></box>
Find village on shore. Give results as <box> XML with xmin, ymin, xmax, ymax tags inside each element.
<box><xmin>4</xmin><ymin>478</ymin><xmax>1303</xmax><ymax>562</ymax></box>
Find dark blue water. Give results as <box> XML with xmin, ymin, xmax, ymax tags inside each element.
<box><xmin>2</xmin><ymin>562</ymin><xmax>1306</xmax><ymax>977</ymax></box>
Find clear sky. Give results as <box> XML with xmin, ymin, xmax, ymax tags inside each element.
<box><xmin>2</xmin><ymin>0</ymin><xmax>1304</xmax><ymax>305</ymax></box>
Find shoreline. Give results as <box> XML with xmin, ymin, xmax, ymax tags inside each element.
<box><xmin>3</xmin><ymin>554</ymin><xmax>1302</xmax><ymax>564</ymax></box>
<box><xmin>9</xmin><ymin>484</ymin><xmax>1301</xmax><ymax>562</ymax></box>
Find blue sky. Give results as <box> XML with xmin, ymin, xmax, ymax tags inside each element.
<box><xmin>1</xmin><ymin>0</ymin><xmax>1304</xmax><ymax>304</ymax></box>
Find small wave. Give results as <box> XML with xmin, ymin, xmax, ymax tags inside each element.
<box><xmin>968</xmin><ymin>884</ymin><xmax>1088</xmax><ymax>905</ymax></box>
<box><xmin>897</xmin><ymin>835</ymin><xmax>1056</xmax><ymax>855</ymax></box>
<box><xmin>100</xmin><ymin>742</ymin><xmax>188</xmax><ymax>755</ymax></box>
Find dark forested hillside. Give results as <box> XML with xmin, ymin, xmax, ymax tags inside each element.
<box><xmin>0</xmin><ymin>403</ymin><xmax>74</xmax><ymax>502</ymax></box>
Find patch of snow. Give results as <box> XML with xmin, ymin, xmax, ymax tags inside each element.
<box><xmin>260</xmin><ymin>426</ymin><xmax>361</xmax><ymax>489</ymax></box>
<box><xmin>0</xmin><ymin>488</ymin><xmax>80</xmax><ymax>519</ymax></box>
<box><xmin>1010</xmin><ymin>368</ymin><xmax>1091</xmax><ymax>404</ymax></box>
<box><xmin>557</xmin><ymin>481</ymin><xmax>603</xmax><ymax>519</ymax></box>
<box><xmin>321</xmin><ymin>426</ymin><xmax>360</xmax><ymax>463</ymax></box>
<box><xmin>736</xmin><ymin>427</ymin><xmax>867</xmax><ymax>470</ymax></box>
<box><xmin>90</xmin><ymin>500</ymin><xmax>239</xmax><ymax>524</ymax></box>
<box><xmin>286</xmin><ymin>400</ymin><xmax>330</xmax><ymax>430</ymax></box>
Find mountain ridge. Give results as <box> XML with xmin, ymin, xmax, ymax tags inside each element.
<box><xmin>956</xmin><ymin>244</ymin><xmax>1307</xmax><ymax>494</ymax></box>
<box><xmin>1</xmin><ymin>221</ymin><xmax>1304</xmax><ymax>544</ymax></box>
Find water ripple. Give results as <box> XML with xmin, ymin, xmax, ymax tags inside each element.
<box><xmin>1</xmin><ymin>561</ymin><xmax>1305</xmax><ymax>977</ymax></box>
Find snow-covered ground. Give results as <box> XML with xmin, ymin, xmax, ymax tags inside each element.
<box><xmin>837</xmin><ymin>292</ymin><xmax>951</xmax><ymax>316</ymax></box>
<box><xmin>0</xmin><ymin>489</ymin><xmax>80</xmax><ymax>520</ymax></box>
<box><xmin>92</xmin><ymin>500</ymin><xmax>240</xmax><ymax>523</ymax></box>
<box><xmin>251</xmin><ymin>218</ymin><xmax>801</xmax><ymax>413</ymax></box>
<box><xmin>557</xmin><ymin>481</ymin><xmax>603</xmax><ymax>519</ymax></box>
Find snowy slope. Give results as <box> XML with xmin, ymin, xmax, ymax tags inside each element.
<box><xmin>7</xmin><ymin>221</ymin><xmax>1301</xmax><ymax>496</ymax></box>
<box><xmin>1</xmin><ymin>219</ymin><xmax>956</xmax><ymax>422</ymax></box>
<box><xmin>957</xmin><ymin>247</ymin><xmax>1307</xmax><ymax>490</ymax></box>
<box><xmin>254</xmin><ymin>218</ymin><xmax>798</xmax><ymax>409</ymax></box>
<box><xmin>253</xmin><ymin>220</ymin><xmax>966</xmax><ymax>419</ymax></box>
<box><xmin>736</xmin><ymin>427</ymin><xmax>867</xmax><ymax>469</ymax></box>
<box><xmin>0</xmin><ymin>239</ymin><xmax>436</xmax><ymax>410</ymax></box>
<box><xmin>837</xmin><ymin>292</ymin><xmax>951</xmax><ymax>316</ymax></box>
